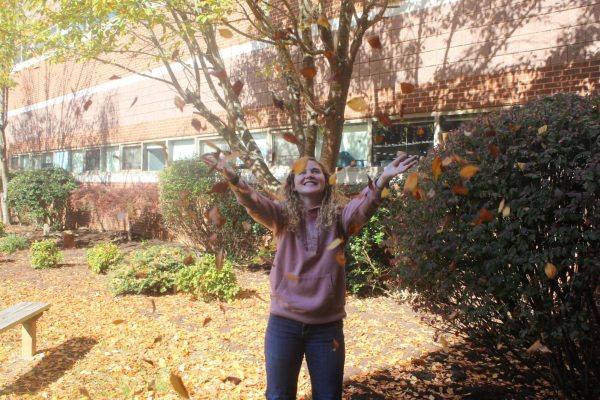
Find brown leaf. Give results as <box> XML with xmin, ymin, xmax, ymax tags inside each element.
<box><xmin>399</xmin><ymin>82</ymin><xmax>416</xmax><ymax>94</ymax></box>
<box><xmin>348</xmin><ymin>223</ymin><xmax>361</xmax><ymax>235</ymax></box>
<box><xmin>367</xmin><ymin>35</ymin><xmax>382</xmax><ymax>49</ymax></box>
<box><xmin>151</xmin><ymin>298</ymin><xmax>156</xmax><ymax>313</ymax></box>
<box><xmin>375</xmin><ymin>111</ymin><xmax>392</xmax><ymax>128</ymax></box>
<box><xmin>332</xmin><ymin>338</ymin><xmax>340</xmax><ymax>351</ymax></box>
<box><xmin>335</xmin><ymin>251</ymin><xmax>346</xmax><ymax>267</ymax></box>
<box><xmin>79</xmin><ymin>387</ymin><xmax>91</xmax><ymax>398</ymax></box>
<box><xmin>210</xmin><ymin>180</ymin><xmax>230</xmax><ymax>194</ymax></box>
<box><xmin>412</xmin><ymin>187</ymin><xmax>426</xmax><ymax>200</ymax></box>
<box><xmin>171</xmin><ymin>48</ymin><xmax>180</xmax><ymax>60</ymax></box>
<box><xmin>282</xmin><ymin>133</ymin><xmax>301</xmax><ymax>145</ymax></box>
<box><xmin>478</xmin><ymin>208</ymin><xmax>494</xmax><ymax>223</ymax></box>
<box><xmin>142</xmin><ymin>358</ymin><xmax>155</xmax><ymax>366</ymax></box>
<box><xmin>112</xmin><ymin>319</ymin><xmax>125</xmax><ymax>325</ymax></box>
<box><xmin>272</xmin><ymin>30</ymin><xmax>288</xmax><ymax>40</ymax></box>
<box><xmin>242</xmin><ymin>221</ymin><xmax>252</xmax><ymax>232</ymax></box>
<box><xmin>209</xmin><ymin>69</ymin><xmax>227</xmax><ymax>81</ymax></box>
<box><xmin>432</xmin><ymin>156</ymin><xmax>442</xmax><ymax>183</ymax></box>
<box><xmin>191</xmin><ymin>118</ymin><xmax>206</xmax><ymax>132</ymax></box>
<box><xmin>374</xmin><ymin>134</ymin><xmax>384</xmax><ymax>145</ymax></box>
<box><xmin>109</xmin><ymin>74</ymin><xmax>121</xmax><ymax>80</ymax></box>
<box><xmin>527</xmin><ymin>339</ymin><xmax>551</xmax><ymax>354</ymax></box>
<box><xmin>489</xmin><ymin>144</ymin><xmax>500</xmax><ymax>159</ymax></box>
<box><xmin>323</xmin><ymin>50</ymin><xmax>336</xmax><ymax>61</ymax></box>
<box><xmin>459</xmin><ymin>165</ymin><xmax>480</xmax><ymax>179</ymax></box>
<box><xmin>129</xmin><ymin>96</ymin><xmax>138</xmax><ymax>109</ymax></box>
<box><xmin>183</xmin><ymin>254</ymin><xmax>194</xmax><ymax>266</ymax></box>
<box><xmin>403</xmin><ymin>172</ymin><xmax>418</xmax><ymax>192</ymax></box>
<box><xmin>300</xmin><ymin>66</ymin><xmax>317</xmax><ymax>80</ymax></box>
<box><xmin>202</xmin><ymin>316</ymin><xmax>212</xmax><ymax>327</ymax></box>
<box><xmin>232</xmin><ymin>80</ymin><xmax>244</xmax><ymax>97</ymax></box>
<box><xmin>174</xmin><ymin>96</ymin><xmax>186</xmax><ymax>111</ymax></box>
<box><xmin>272</xmin><ymin>94</ymin><xmax>285</xmax><ymax>110</ymax></box>
<box><xmin>215</xmin><ymin>248</ymin><xmax>224</xmax><ymax>271</ymax></box>
<box><xmin>442</xmin><ymin>156</ymin><xmax>454</xmax><ymax>167</ymax></box>
<box><xmin>83</xmin><ymin>99</ymin><xmax>93</xmax><ymax>111</ymax></box>
<box><xmin>451</xmin><ymin>183</ymin><xmax>469</xmax><ymax>196</ymax></box>
<box><xmin>208</xmin><ymin>233</ymin><xmax>218</xmax><ymax>243</ymax></box>
<box><xmin>153</xmin><ymin>335</ymin><xmax>163</xmax><ymax>344</ymax></box>
<box><xmin>317</xmin><ymin>15</ymin><xmax>330</xmax><ymax>29</ymax></box>
<box><xmin>207</xmin><ymin>207</ymin><xmax>225</xmax><ymax>227</ymax></box>
<box><xmin>223</xmin><ymin>376</ymin><xmax>242</xmax><ymax>385</ymax></box>
<box><xmin>170</xmin><ymin>372</ymin><xmax>190</xmax><ymax>399</ymax></box>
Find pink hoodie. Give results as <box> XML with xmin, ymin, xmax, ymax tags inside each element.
<box><xmin>231</xmin><ymin>180</ymin><xmax>384</xmax><ymax>324</ymax></box>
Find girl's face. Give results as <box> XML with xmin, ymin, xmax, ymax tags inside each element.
<box><xmin>293</xmin><ymin>159</ymin><xmax>326</xmax><ymax>198</ymax></box>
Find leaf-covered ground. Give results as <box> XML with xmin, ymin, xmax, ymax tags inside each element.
<box><xmin>0</xmin><ymin>230</ymin><xmax>555</xmax><ymax>399</ymax></box>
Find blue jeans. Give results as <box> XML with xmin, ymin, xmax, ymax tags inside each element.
<box><xmin>265</xmin><ymin>314</ymin><xmax>345</xmax><ymax>400</ymax></box>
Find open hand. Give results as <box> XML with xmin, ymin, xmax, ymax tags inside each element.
<box><xmin>378</xmin><ymin>153</ymin><xmax>419</xmax><ymax>187</ymax></box>
<box><xmin>200</xmin><ymin>153</ymin><xmax>237</xmax><ymax>180</ymax></box>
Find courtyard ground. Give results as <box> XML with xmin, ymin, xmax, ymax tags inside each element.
<box><xmin>0</xmin><ymin>228</ymin><xmax>555</xmax><ymax>399</ymax></box>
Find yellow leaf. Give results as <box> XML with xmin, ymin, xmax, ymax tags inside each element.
<box><xmin>327</xmin><ymin>238</ymin><xmax>344</xmax><ymax>250</ymax></box>
<box><xmin>317</xmin><ymin>15</ymin><xmax>330</xmax><ymax>29</ymax></box>
<box><xmin>501</xmin><ymin>206</ymin><xmax>511</xmax><ymax>218</ymax></box>
<box><xmin>544</xmin><ymin>262</ymin><xmax>557</xmax><ymax>279</ymax></box>
<box><xmin>381</xmin><ymin>187</ymin><xmax>391</xmax><ymax>198</ymax></box>
<box><xmin>527</xmin><ymin>339</ymin><xmax>551</xmax><ymax>354</ymax></box>
<box><xmin>346</xmin><ymin>97</ymin><xmax>369</xmax><ymax>112</ymax></box>
<box><xmin>170</xmin><ymin>372</ymin><xmax>190</xmax><ymax>399</ymax></box>
<box><xmin>218</xmin><ymin>28</ymin><xmax>233</xmax><ymax>39</ymax></box>
<box><xmin>459</xmin><ymin>165</ymin><xmax>480</xmax><ymax>179</ymax></box>
<box><xmin>292</xmin><ymin>157</ymin><xmax>308</xmax><ymax>175</ymax></box>
<box><xmin>498</xmin><ymin>199</ymin><xmax>506</xmax><ymax>213</ymax></box>
<box><xmin>403</xmin><ymin>172</ymin><xmax>418</xmax><ymax>192</ymax></box>
<box><xmin>516</xmin><ymin>162</ymin><xmax>526</xmax><ymax>171</ymax></box>
<box><xmin>329</xmin><ymin>174</ymin><xmax>337</xmax><ymax>185</ymax></box>
<box><xmin>432</xmin><ymin>156</ymin><xmax>442</xmax><ymax>182</ymax></box>
<box><xmin>538</xmin><ymin>125</ymin><xmax>548</xmax><ymax>135</ymax></box>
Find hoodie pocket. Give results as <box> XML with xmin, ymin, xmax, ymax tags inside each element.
<box><xmin>276</xmin><ymin>273</ymin><xmax>334</xmax><ymax>315</ymax></box>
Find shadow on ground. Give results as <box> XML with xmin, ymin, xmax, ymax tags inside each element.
<box><xmin>0</xmin><ymin>337</ymin><xmax>97</xmax><ymax>396</ymax></box>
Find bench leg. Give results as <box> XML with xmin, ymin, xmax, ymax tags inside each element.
<box><xmin>21</xmin><ymin>319</ymin><xmax>38</xmax><ymax>358</ymax></box>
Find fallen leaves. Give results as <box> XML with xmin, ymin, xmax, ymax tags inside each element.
<box><xmin>170</xmin><ymin>372</ymin><xmax>190</xmax><ymax>398</ymax></box>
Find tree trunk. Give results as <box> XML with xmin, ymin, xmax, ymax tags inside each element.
<box><xmin>0</xmin><ymin>86</ymin><xmax>10</xmax><ymax>224</ymax></box>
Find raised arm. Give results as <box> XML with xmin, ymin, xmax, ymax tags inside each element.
<box><xmin>201</xmin><ymin>153</ymin><xmax>283</xmax><ymax>232</ymax></box>
<box><xmin>341</xmin><ymin>154</ymin><xmax>418</xmax><ymax>233</ymax></box>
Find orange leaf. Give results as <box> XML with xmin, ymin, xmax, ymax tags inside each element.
<box><xmin>367</xmin><ymin>35</ymin><xmax>382</xmax><ymax>49</ymax></box>
<box><xmin>112</xmin><ymin>319</ymin><xmax>125</xmax><ymax>325</ymax></box>
<box><xmin>327</xmin><ymin>238</ymin><xmax>344</xmax><ymax>250</ymax></box>
<box><xmin>403</xmin><ymin>172</ymin><xmax>418</xmax><ymax>192</ymax></box>
<box><xmin>317</xmin><ymin>15</ymin><xmax>330</xmax><ymax>29</ymax></box>
<box><xmin>323</xmin><ymin>50</ymin><xmax>336</xmax><ymax>61</ymax></box>
<box><xmin>170</xmin><ymin>372</ymin><xmax>190</xmax><ymax>399</ymax></box>
<box><xmin>348</xmin><ymin>223</ymin><xmax>361</xmax><ymax>235</ymax></box>
<box><xmin>416</xmin><ymin>127</ymin><xmax>425</xmax><ymax>136</ymax></box>
<box><xmin>335</xmin><ymin>251</ymin><xmax>346</xmax><ymax>267</ymax></box>
<box><xmin>202</xmin><ymin>316</ymin><xmax>212</xmax><ymax>327</ymax></box>
<box><xmin>346</xmin><ymin>97</ymin><xmax>368</xmax><ymax>112</ymax></box>
<box><xmin>191</xmin><ymin>118</ymin><xmax>205</xmax><ymax>132</ymax></box>
<box><xmin>183</xmin><ymin>254</ymin><xmax>194</xmax><ymax>266</ymax></box>
<box><xmin>328</xmin><ymin>174</ymin><xmax>337</xmax><ymax>185</ymax></box>
<box><xmin>381</xmin><ymin>187</ymin><xmax>391</xmax><ymax>198</ymax></box>
<box><xmin>432</xmin><ymin>156</ymin><xmax>442</xmax><ymax>183</ymax></box>
<box><xmin>282</xmin><ymin>133</ymin><xmax>301</xmax><ymax>145</ymax></box>
<box><xmin>399</xmin><ymin>82</ymin><xmax>416</xmax><ymax>94</ymax></box>
<box><xmin>478</xmin><ymin>207</ymin><xmax>494</xmax><ymax>223</ymax></box>
<box><xmin>451</xmin><ymin>184</ymin><xmax>469</xmax><ymax>196</ymax></box>
<box><xmin>374</xmin><ymin>134</ymin><xmax>384</xmax><ymax>145</ymax></box>
<box><xmin>232</xmin><ymin>80</ymin><xmax>244</xmax><ymax>97</ymax></box>
<box><xmin>544</xmin><ymin>262</ymin><xmax>558</xmax><ymax>279</ymax></box>
<box><xmin>412</xmin><ymin>187</ymin><xmax>426</xmax><ymax>200</ymax></box>
<box><xmin>210</xmin><ymin>180</ymin><xmax>230</xmax><ymax>194</ymax></box>
<box><xmin>300</xmin><ymin>66</ymin><xmax>317</xmax><ymax>80</ymax></box>
<box><xmin>174</xmin><ymin>96</ymin><xmax>186</xmax><ymax>111</ymax></box>
<box><xmin>459</xmin><ymin>165</ymin><xmax>480</xmax><ymax>179</ymax></box>
<box><xmin>375</xmin><ymin>111</ymin><xmax>392</xmax><ymax>128</ymax></box>
<box><xmin>292</xmin><ymin>157</ymin><xmax>308</xmax><ymax>175</ymax></box>
<box><xmin>272</xmin><ymin>30</ymin><xmax>287</xmax><ymax>40</ymax></box>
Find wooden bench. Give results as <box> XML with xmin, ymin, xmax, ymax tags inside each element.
<box><xmin>0</xmin><ymin>302</ymin><xmax>50</xmax><ymax>358</ymax></box>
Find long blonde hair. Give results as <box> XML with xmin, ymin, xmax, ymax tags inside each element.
<box><xmin>278</xmin><ymin>156</ymin><xmax>347</xmax><ymax>232</ymax></box>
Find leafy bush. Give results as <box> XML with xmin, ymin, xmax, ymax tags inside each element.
<box><xmin>0</xmin><ymin>233</ymin><xmax>28</xmax><ymax>253</ymax></box>
<box><xmin>0</xmin><ymin>221</ymin><xmax>5</xmax><ymax>236</ymax></box>
<box><xmin>159</xmin><ymin>158</ymin><xmax>265</xmax><ymax>260</ymax></box>
<box><xmin>388</xmin><ymin>94</ymin><xmax>599</xmax><ymax>399</ymax></box>
<box><xmin>176</xmin><ymin>254</ymin><xmax>240</xmax><ymax>302</ymax></box>
<box><xmin>8</xmin><ymin>168</ymin><xmax>77</xmax><ymax>227</ymax></box>
<box><xmin>86</xmin><ymin>242</ymin><xmax>123</xmax><ymax>274</ymax></box>
<box><xmin>107</xmin><ymin>245</ymin><xmax>188</xmax><ymax>295</ymax></box>
<box><xmin>30</xmin><ymin>239</ymin><xmax>63</xmax><ymax>269</ymax></box>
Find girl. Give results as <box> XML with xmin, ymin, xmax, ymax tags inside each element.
<box><xmin>201</xmin><ymin>153</ymin><xmax>417</xmax><ymax>400</ymax></box>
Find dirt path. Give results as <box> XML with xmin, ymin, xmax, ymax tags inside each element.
<box><xmin>0</xmin><ymin>230</ymin><xmax>554</xmax><ymax>399</ymax></box>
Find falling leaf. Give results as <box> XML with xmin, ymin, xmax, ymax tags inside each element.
<box><xmin>109</xmin><ymin>74</ymin><xmax>121</xmax><ymax>80</ymax></box>
<box><xmin>412</xmin><ymin>187</ymin><xmax>426</xmax><ymax>200</ymax></box>
<box><xmin>202</xmin><ymin>316</ymin><xmax>212</xmax><ymax>327</ymax></box>
<box><xmin>218</xmin><ymin>28</ymin><xmax>233</xmax><ymax>38</ymax></box>
<box><xmin>498</xmin><ymin>199</ymin><xmax>506</xmax><ymax>213</ymax></box>
<box><xmin>367</xmin><ymin>35</ymin><xmax>382</xmax><ymax>49</ymax></box>
<box><xmin>215</xmin><ymin>249</ymin><xmax>224</xmax><ymax>271</ymax></box>
<box><xmin>292</xmin><ymin>157</ymin><xmax>308</xmax><ymax>175</ymax></box>
<box><xmin>282</xmin><ymin>133</ymin><xmax>301</xmax><ymax>145</ymax></box>
<box><xmin>208</xmin><ymin>233</ymin><xmax>218</xmax><ymax>243</ymax></box>
<box><xmin>329</xmin><ymin>174</ymin><xmax>337</xmax><ymax>185</ymax></box>
<box><xmin>129</xmin><ymin>96</ymin><xmax>138</xmax><ymax>109</ymax></box>
<box><xmin>348</xmin><ymin>223</ymin><xmax>361</xmax><ymax>235</ymax></box>
<box><xmin>174</xmin><ymin>96</ymin><xmax>186</xmax><ymax>111</ymax></box>
<box><xmin>489</xmin><ymin>144</ymin><xmax>500</xmax><ymax>158</ymax></box>
<box><xmin>544</xmin><ymin>262</ymin><xmax>558</xmax><ymax>279</ymax></box>
<box><xmin>170</xmin><ymin>372</ymin><xmax>190</xmax><ymax>399</ymax></box>
<box><xmin>83</xmin><ymin>99</ymin><xmax>93</xmax><ymax>111</ymax></box>
<box><xmin>452</xmin><ymin>155</ymin><xmax>467</xmax><ymax>164</ymax></box>
<box><xmin>317</xmin><ymin>15</ymin><xmax>330</xmax><ymax>29</ymax></box>
<box><xmin>209</xmin><ymin>69</ymin><xmax>227</xmax><ymax>81</ymax></box>
<box><xmin>381</xmin><ymin>187</ymin><xmax>391</xmax><ymax>198</ymax></box>
<box><xmin>242</xmin><ymin>221</ymin><xmax>252</xmax><ymax>232</ymax></box>
<box><xmin>375</xmin><ymin>111</ymin><xmax>392</xmax><ymax>128</ymax></box>
<box><xmin>374</xmin><ymin>134</ymin><xmax>384</xmax><ymax>144</ymax></box>
<box><xmin>207</xmin><ymin>207</ymin><xmax>225</xmax><ymax>227</ymax></box>
<box><xmin>538</xmin><ymin>125</ymin><xmax>548</xmax><ymax>135</ymax></box>
<box><xmin>323</xmin><ymin>50</ymin><xmax>336</xmax><ymax>61</ymax></box>
<box><xmin>272</xmin><ymin>30</ymin><xmax>287</xmax><ymax>40</ymax></box>
<box><xmin>191</xmin><ymin>118</ymin><xmax>205</xmax><ymax>132</ymax></box>
<box><xmin>327</xmin><ymin>238</ymin><xmax>344</xmax><ymax>250</ymax></box>
<box><xmin>335</xmin><ymin>251</ymin><xmax>346</xmax><ymax>267</ymax></box>
<box><xmin>399</xmin><ymin>82</ymin><xmax>416</xmax><ymax>94</ymax></box>
<box><xmin>171</xmin><ymin>48</ymin><xmax>180</xmax><ymax>60</ymax></box>
<box><xmin>112</xmin><ymin>319</ymin><xmax>125</xmax><ymax>325</ymax></box>
<box><xmin>459</xmin><ymin>165</ymin><xmax>480</xmax><ymax>179</ymax></box>
<box><xmin>477</xmin><ymin>208</ymin><xmax>494</xmax><ymax>224</ymax></box>
<box><xmin>502</xmin><ymin>206</ymin><xmax>511</xmax><ymax>218</ymax></box>
<box><xmin>79</xmin><ymin>387</ymin><xmax>91</xmax><ymax>398</ymax></box>
<box><xmin>527</xmin><ymin>339</ymin><xmax>551</xmax><ymax>354</ymax></box>
<box><xmin>153</xmin><ymin>335</ymin><xmax>163</xmax><ymax>344</ymax></box>
<box><xmin>210</xmin><ymin>180</ymin><xmax>230</xmax><ymax>194</ymax></box>
<box><xmin>451</xmin><ymin>184</ymin><xmax>469</xmax><ymax>196</ymax></box>
<box><xmin>300</xmin><ymin>66</ymin><xmax>317</xmax><ymax>80</ymax></box>
<box><xmin>286</xmin><ymin>273</ymin><xmax>299</xmax><ymax>282</ymax></box>
<box><xmin>232</xmin><ymin>80</ymin><xmax>244</xmax><ymax>97</ymax></box>
<box><xmin>272</xmin><ymin>94</ymin><xmax>285</xmax><ymax>110</ymax></box>
<box><xmin>223</xmin><ymin>376</ymin><xmax>242</xmax><ymax>385</ymax></box>
<box><xmin>516</xmin><ymin>162</ymin><xmax>526</xmax><ymax>171</ymax></box>
<box><xmin>432</xmin><ymin>156</ymin><xmax>442</xmax><ymax>183</ymax></box>
<box><xmin>403</xmin><ymin>172</ymin><xmax>418</xmax><ymax>192</ymax></box>
<box><xmin>416</xmin><ymin>127</ymin><xmax>425</xmax><ymax>136</ymax></box>
<box><xmin>332</xmin><ymin>338</ymin><xmax>340</xmax><ymax>351</ymax></box>
<box><xmin>347</xmin><ymin>97</ymin><xmax>369</xmax><ymax>112</ymax></box>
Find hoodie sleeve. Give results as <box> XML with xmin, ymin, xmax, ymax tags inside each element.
<box><xmin>340</xmin><ymin>182</ymin><xmax>384</xmax><ymax>236</ymax></box>
<box><xmin>229</xmin><ymin>180</ymin><xmax>284</xmax><ymax>232</ymax></box>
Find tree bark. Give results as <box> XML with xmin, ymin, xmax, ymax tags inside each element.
<box><xmin>0</xmin><ymin>86</ymin><xmax>10</xmax><ymax>224</ymax></box>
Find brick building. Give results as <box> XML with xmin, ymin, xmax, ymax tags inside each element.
<box><xmin>4</xmin><ymin>0</ymin><xmax>599</xmax><ymax>234</ymax></box>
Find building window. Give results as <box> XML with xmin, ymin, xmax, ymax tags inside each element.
<box><xmin>169</xmin><ymin>139</ymin><xmax>195</xmax><ymax>162</ymax></box>
<box><xmin>71</xmin><ymin>150</ymin><xmax>85</xmax><ymax>174</ymax></box>
<box><xmin>338</xmin><ymin>124</ymin><xmax>369</xmax><ymax>167</ymax></box>
<box><xmin>372</xmin><ymin>118</ymin><xmax>434</xmax><ymax>166</ymax></box>
<box><xmin>102</xmin><ymin>146</ymin><xmax>120</xmax><ymax>172</ymax></box>
<box><xmin>144</xmin><ymin>142</ymin><xmax>167</xmax><ymax>171</ymax></box>
<box><xmin>10</xmin><ymin>156</ymin><xmax>19</xmax><ymax>171</ymax></box>
<box><xmin>85</xmin><ymin>148</ymin><xmax>101</xmax><ymax>172</ymax></box>
<box><xmin>122</xmin><ymin>145</ymin><xmax>141</xmax><ymax>170</ymax></box>
<box><xmin>272</xmin><ymin>130</ymin><xmax>299</xmax><ymax>166</ymax></box>
<box><xmin>19</xmin><ymin>155</ymin><xmax>30</xmax><ymax>170</ymax></box>
<box><xmin>31</xmin><ymin>154</ymin><xmax>43</xmax><ymax>170</ymax></box>
<box><xmin>53</xmin><ymin>151</ymin><xmax>69</xmax><ymax>170</ymax></box>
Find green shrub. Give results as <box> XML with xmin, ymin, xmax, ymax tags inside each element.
<box><xmin>30</xmin><ymin>239</ymin><xmax>63</xmax><ymax>269</ymax></box>
<box><xmin>8</xmin><ymin>168</ymin><xmax>77</xmax><ymax>227</ymax></box>
<box><xmin>0</xmin><ymin>233</ymin><xmax>28</xmax><ymax>253</ymax></box>
<box><xmin>388</xmin><ymin>94</ymin><xmax>599</xmax><ymax>399</ymax></box>
<box><xmin>176</xmin><ymin>254</ymin><xmax>240</xmax><ymax>302</ymax></box>
<box><xmin>0</xmin><ymin>221</ymin><xmax>6</xmax><ymax>236</ymax></box>
<box><xmin>159</xmin><ymin>158</ymin><xmax>265</xmax><ymax>260</ymax></box>
<box><xmin>107</xmin><ymin>245</ymin><xmax>188</xmax><ymax>295</ymax></box>
<box><xmin>86</xmin><ymin>242</ymin><xmax>123</xmax><ymax>274</ymax></box>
